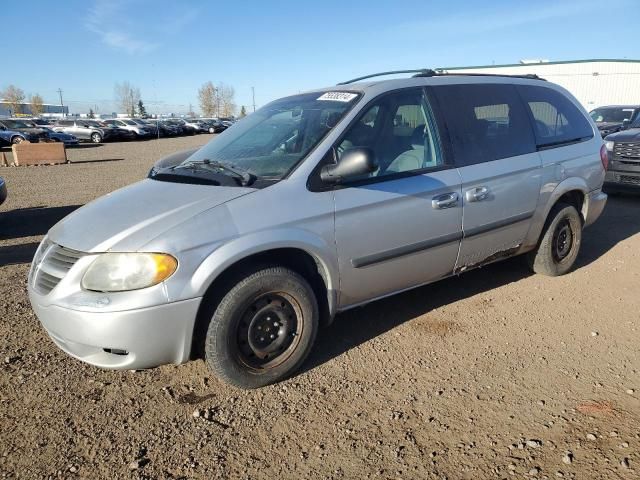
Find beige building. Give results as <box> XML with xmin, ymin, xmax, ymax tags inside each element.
<box><xmin>438</xmin><ymin>59</ymin><xmax>640</xmax><ymax>112</ymax></box>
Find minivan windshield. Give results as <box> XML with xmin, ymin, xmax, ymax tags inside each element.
<box><xmin>182</xmin><ymin>91</ymin><xmax>360</xmax><ymax>179</ymax></box>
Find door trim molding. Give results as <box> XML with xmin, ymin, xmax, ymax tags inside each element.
<box><xmin>464</xmin><ymin>210</ymin><xmax>535</xmax><ymax>238</ymax></box>
<box><xmin>351</xmin><ymin>231</ymin><xmax>463</xmax><ymax>268</ymax></box>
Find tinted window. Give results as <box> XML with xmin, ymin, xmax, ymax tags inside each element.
<box><xmin>517</xmin><ymin>85</ymin><xmax>593</xmax><ymax>148</ymax></box>
<box><xmin>336</xmin><ymin>88</ymin><xmax>443</xmax><ymax>179</ymax></box>
<box><xmin>432</xmin><ymin>84</ymin><xmax>535</xmax><ymax>166</ymax></box>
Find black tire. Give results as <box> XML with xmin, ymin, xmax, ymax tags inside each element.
<box><xmin>11</xmin><ymin>136</ymin><xmax>25</xmax><ymax>144</ymax></box>
<box><xmin>527</xmin><ymin>203</ymin><xmax>582</xmax><ymax>276</ymax></box>
<box><xmin>204</xmin><ymin>266</ymin><xmax>319</xmax><ymax>389</ymax></box>
<box><xmin>90</xmin><ymin>132</ymin><xmax>102</xmax><ymax>143</ymax></box>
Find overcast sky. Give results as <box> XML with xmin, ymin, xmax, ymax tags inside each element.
<box><xmin>5</xmin><ymin>0</ymin><xmax>639</xmax><ymax>115</ymax></box>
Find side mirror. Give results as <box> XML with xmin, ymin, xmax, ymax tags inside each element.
<box><xmin>320</xmin><ymin>147</ymin><xmax>377</xmax><ymax>184</ymax></box>
<box><xmin>622</xmin><ymin>119</ymin><xmax>631</xmax><ymax>129</ymax></box>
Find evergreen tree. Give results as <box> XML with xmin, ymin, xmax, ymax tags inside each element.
<box><xmin>138</xmin><ymin>100</ymin><xmax>147</xmax><ymax>118</ymax></box>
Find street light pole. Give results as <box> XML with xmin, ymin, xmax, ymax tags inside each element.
<box><xmin>57</xmin><ymin>88</ymin><xmax>65</xmax><ymax>117</ymax></box>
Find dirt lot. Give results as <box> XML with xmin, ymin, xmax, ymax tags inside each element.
<box><xmin>0</xmin><ymin>136</ymin><xmax>638</xmax><ymax>479</ymax></box>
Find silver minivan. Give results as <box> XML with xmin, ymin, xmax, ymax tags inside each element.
<box><xmin>28</xmin><ymin>71</ymin><xmax>608</xmax><ymax>389</ymax></box>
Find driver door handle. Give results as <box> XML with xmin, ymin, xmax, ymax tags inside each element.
<box><xmin>432</xmin><ymin>192</ymin><xmax>459</xmax><ymax>209</ymax></box>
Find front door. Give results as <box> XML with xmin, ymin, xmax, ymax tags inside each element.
<box><xmin>430</xmin><ymin>83</ymin><xmax>542</xmax><ymax>272</ymax></box>
<box><xmin>332</xmin><ymin>88</ymin><xmax>462</xmax><ymax>307</ymax></box>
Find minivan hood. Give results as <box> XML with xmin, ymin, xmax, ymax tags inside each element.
<box><xmin>48</xmin><ymin>179</ymin><xmax>255</xmax><ymax>252</ymax></box>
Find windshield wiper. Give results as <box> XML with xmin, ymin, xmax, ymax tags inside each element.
<box><xmin>175</xmin><ymin>159</ymin><xmax>255</xmax><ymax>186</ymax></box>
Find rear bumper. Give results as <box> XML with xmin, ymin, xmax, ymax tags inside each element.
<box><xmin>30</xmin><ymin>292</ymin><xmax>201</xmax><ymax>370</ymax></box>
<box><xmin>584</xmin><ymin>189</ymin><xmax>607</xmax><ymax>227</ymax></box>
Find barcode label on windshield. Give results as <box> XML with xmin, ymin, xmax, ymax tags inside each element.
<box><xmin>317</xmin><ymin>92</ymin><xmax>358</xmax><ymax>102</ymax></box>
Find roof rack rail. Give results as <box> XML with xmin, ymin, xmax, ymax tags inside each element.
<box><xmin>337</xmin><ymin>69</ymin><xmax>437</xmax><ymax>85</ymax></box>
<box><xmin>338</xmin><ymin>69</ymin><xmax>545</xmax><ymax>85</ymax></box>
<box><xmin>421</xmin><ymin>70</ymin><xmax>546</xmax><ymax>81</ymax></box>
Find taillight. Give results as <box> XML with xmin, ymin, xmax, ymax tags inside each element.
<box><xmin>599</xmin><ymin>144</ymin><xmax>609</xmax><ymax>171</ymax></box>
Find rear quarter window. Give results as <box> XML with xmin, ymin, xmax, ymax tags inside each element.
<box><xmin>517</xmin><ymin>85</ymin><xmax>593</xmax><ymax>149</ymax></box>
<box><xmin>432</xmin><ymin>84</ymin><xmax>536</xmax><ymax>166</ymax></box>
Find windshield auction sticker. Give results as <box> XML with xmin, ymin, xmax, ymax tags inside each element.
<box><xmin>317</xmin><ymin>92</ymin><xmax>358</xmax><ymax>102</ymax></box>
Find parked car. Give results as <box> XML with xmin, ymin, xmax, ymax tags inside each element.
<box><xmin>183</xmin><ymin>118</ymin><xmax>209</xmax><ymax>133</ymax></box>
<box><xmin>200</xmin><ymin>119</ymin><xmax>227</xmax><ymax>133</ymax></box>
<box><xmin>590</xmin><ymin>105</ymin><xmax>640</xmax><ymax>137</ymax></box>
<box><xmin>603</xmin><ymin>115</ymin><xmax>640</xmax><ymax>192</ymax></box>
<box><xmin>129</xmin><ymin>118</ymin><xmax>159</xmax><ymax>137</ymax></box>
<box><xmin>0</xmin><ymin>126</ymin><xmax>32</xmax><ymax>145</ymax></box>
<box><xmin>51</xmin><ymin>119</ymin><xmax>115</xmax><ymax>143</ymax></box>
<box><xmin>28</xmin><ymin>118</ymin><xmax>53</xmax><ymax>128</ymax></box>
<box><xmin>0</xmin><ymin>119</ymin><xmax>48</xmax><ymax>143</ymax></box>
<box><xmin>84</xmin><ymin>120</ymin><xmax>136</xmax><ymax>141</ymax></box>
<box><xmin>44</xmin><ymin>129</ymin><xmax>79</xmax><ymax>146</ymax></box>
<box><xmin>165</xmin><ymin>118</ymin><xmax>196</xmax><ymax>135</ymax></box>
<box><xmin>28</xmin><ymin>72</ymin><xmax>607</xmax><ymax>389</ymax></box>
<box><xmin>0</xmin><ymin>176</ymin><xmax>6</xmax><ymax>206</ymax></box>
<box><xmin>103</xmin><ymin>119</ymin><xmax>152</xmax><ymax>139</ymax></box>
<box><xmin>155</xmin><ymin>120</ymin><xmax>182</xmax><ymax>136</ymax></box>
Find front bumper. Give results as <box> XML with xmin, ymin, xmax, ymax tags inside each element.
<box><xmin>29</xmin><ymin>291</ymin><xmax>201</xmax><ymax>369</ymax></box>
<box><xmin>584</xmin><ymin>189</ymin><xmax>607</xmax><ymax>227</ymax></box>
<box><xmin>605</xmin><ymin>170</ymin><xmax>640</xmax><ymax>191</ymax></box>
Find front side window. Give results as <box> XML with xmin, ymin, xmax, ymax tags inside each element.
<box><xmin>184</xmin><ymin>91</ymin><xmax>360</xmax><ymax>179</ymax></box>
<box><xmin>336</xmin><ymin>88</ymin><xmax>443</xmax><ymax>179</ymax></box>
<box><xmin>432</xmin><ymin>84</ymin><xmax>536</xmax><ymax>166</ymax></box>
<box><xmin>518</xmin><ymin>85</ymin><xmax>593</xmax><ymax>148</ymax></box>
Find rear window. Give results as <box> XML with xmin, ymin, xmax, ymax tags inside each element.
<box><xmin>432</xmin><ymin>84</ymin><xmax>536</xmax><ymax>166</ymax></box>
<box><xmin>517</xmin><ymin>85</ymin><xmax>593</xmax><ymax>149</ymax></box>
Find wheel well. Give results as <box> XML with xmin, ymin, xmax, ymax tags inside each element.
<box><xmin>190</xmin><ymin>248</ymin><xmax>330</xmax><ymax>359</ymax></box>
<box><xmin>557</xmin><ymin>190</ymin><xmax>585</xmax><ymax>220</ymax></box>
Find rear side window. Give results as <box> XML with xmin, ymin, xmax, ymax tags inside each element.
<box><xmin>517</xmin><ymin>85</ymin><xmax>593</xmax><ymax>149</ymax></box>
<box><xmin>432</xmin><ymin>84</ymin><xmax>535</xmax><ymax>166</ymax></box>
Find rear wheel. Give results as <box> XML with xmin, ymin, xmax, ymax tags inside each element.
<box><xmin>204</xmin><ymin>266</ymin><xmax>319</xmax><ymax>389</ymax></box>
<box><xmin>11</xmin><ymin>136</ymin><xmax>25</xmax><ymax>144</ymax></box>
<box><xmin>527</xmin><ymin>203</ymin><xmax>582</xmax><ymax>276</ymax></box>
<box><xmin>90</xmin><ymin>132</ymin><xmax>102</xmax><ymax>143</ymax></box>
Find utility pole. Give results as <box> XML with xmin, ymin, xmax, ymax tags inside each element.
<box><xmin>57</xmin><ymin>88</ymin><xmax>65</xmax><ymax>117</ymax></box>
<box><xmin>189</xmin><ymin>103</ymin><xmax>193</xmax><ymax>116</ymax></box>
<box><xmin>251</xmin><ymin>87</ymin><xmax>256</xmax><ymax>112</ymax></box>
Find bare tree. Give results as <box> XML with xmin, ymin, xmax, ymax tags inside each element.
<box><xmin>114</xmin><ymin>81</ymin><xmax>141</xmax><ymax>117</ymax></box>
<box><xmin>29</xmin><ymin>94</ymin><xmax>44</xmax><ymax>116</ymax></box>
<box><xmin>2</xmin><ymin>85</ymin><xmax>25</xmax><ymax>115</ymax></box>
<box><xmin>198</xmin><ymin>81</ymin><xmax>216</xmax><ymax>117</ymax></box>
<box><xmin>239</xmin><ymin>105</ymin><xmax>247</xmax><ymax>118</ymax></box>
<box><xmin>217</xmin><ymin>83</ymin><xmax>236</xmax><ymax>118</ymax></box>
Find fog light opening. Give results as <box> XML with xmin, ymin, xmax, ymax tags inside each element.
<box><xmin>103</xmin><ymin>348</ymin><xmax>129</xmax><ymax>356</ymax></box>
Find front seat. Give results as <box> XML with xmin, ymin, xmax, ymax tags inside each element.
<box><xmin>387</xmin><ymin>125</ymin><xmax>434</xmax><ymax>173</ymax></box>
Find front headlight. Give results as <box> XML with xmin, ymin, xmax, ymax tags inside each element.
<box><xmin>605</xmin><ymin>140</ymin><xmax>614</xmax><ymax>151</ymax></box>
<box><xmin>81</xmin><ymin>253</ymin><xmax>177</xmax><ymax>292</ymax></box>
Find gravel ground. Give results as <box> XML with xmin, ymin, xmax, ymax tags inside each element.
<box><xmin>0</xmin><ymin>136</ymin><xmax>639</xmax><ymax>479</ymax></box>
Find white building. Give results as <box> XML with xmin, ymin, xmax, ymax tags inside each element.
<box><xmin>438</xmin><ymin>59</ymin><xmax>640</xmax><ymax>111</ymax></box>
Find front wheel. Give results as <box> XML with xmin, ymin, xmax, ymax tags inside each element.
<box><xmin>90</xmin><ymin>132</ymin><xmax>102</xmax><ymax>143</ymax></box>
<box><xmin>527</xmin><ymin>203</ymin><xmax>582</xmax><ymax>276</ymax></box>
<box><xmin>204</xmin><ymin>266</ymin><xmax>319</xmax><ymax>389</ymax></box>
<box><xmin>11</xmin><ymin>136</ymin><xmax>25</xmax><ymax>144</ymax></box>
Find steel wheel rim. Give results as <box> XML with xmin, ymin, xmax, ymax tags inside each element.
<box><xmin>552</xmin><ymin>219</ymin><xmax>573</xmax><ymax>261</ymax></box>
<box><xmin>236</xmin><ymin>292</ymin><xmax>303</xmax><ymax>370</ymax></box>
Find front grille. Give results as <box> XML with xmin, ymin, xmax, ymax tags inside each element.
<box><xmin>619</xmin><ymin>175</ymin><xmax>640</xmax><ymax>186</ymax></box>
<box><xmin>613</xmin><ymin>142</ymin><xmax>640</xmax><ymax>162</ymax></box>
<box><xmin>33</xmin><ymin>244</ymin><xmax>85</xmax><ymax>295</ymax></box>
